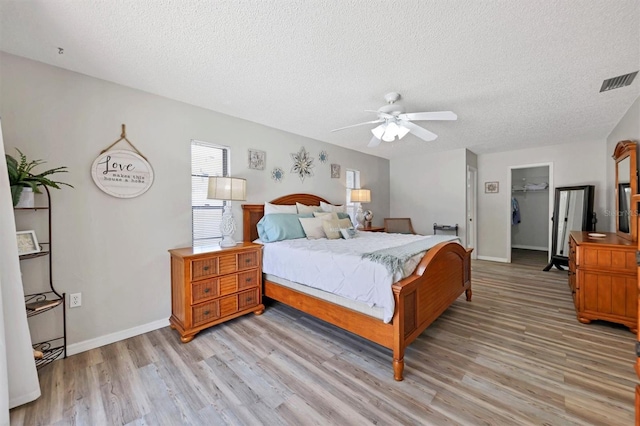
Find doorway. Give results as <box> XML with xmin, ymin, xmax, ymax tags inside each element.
<box><xmin>508</xmin><ymin>163</ymin><xmax>553</xmax><ymax>266</ymax></box>
<box><xmin>466</xmin><ymin>165</ymin><xmax>478</xmax><ymax>259</ymax></box>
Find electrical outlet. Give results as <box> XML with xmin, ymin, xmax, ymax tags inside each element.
<box><xmin>70</xmin><ymin>293</ymin><xmax>81</xmax><ymax>308</ymax></box>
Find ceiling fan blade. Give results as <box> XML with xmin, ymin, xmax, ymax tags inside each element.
<box><xmin>398</xmin><ymin>111</ymin><xmax>457</xmax><ymax>121</ymax></box>
<box><xmin>331</xmin><ymin>119</ymin><xmax>383</xmax><ymax>132</ymax></box>
<box><xmin>403</xmin><ymin>122</ymin><xmax>438</xmax><ymax>141</ymax></box>
<box><xmin>367</xmin><ymin>136</ymin><xmax>381</xmax><ymax>148</ymax></box>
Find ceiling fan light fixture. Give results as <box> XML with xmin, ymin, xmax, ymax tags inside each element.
<box><xmin>382</xmin><ymin>122</ymin><xmax>400</xmax><ymax>141</ymax></box>
<box><xmin>397</xmin><ymin>125</ymin><xmax>410</xmax><ymax>139</ymax></box>
<box><xmin>371</xmin><ymin>124</ymin><xmax>386</xmax><ymax>139</ymax></box>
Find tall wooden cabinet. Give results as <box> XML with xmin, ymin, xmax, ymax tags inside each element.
<box><xmin>169</xmin><ymin>242</ymin><xmax>264</xmax><ymax>343</ymax></box>
<box><xmin>568</xmin><ymin>231</ymin><xmax>637</xmax><ymax>332</ymax></box>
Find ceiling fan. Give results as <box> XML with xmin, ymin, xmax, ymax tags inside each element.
<box><xmin>331</xmin><ymin>92</ymin><xmax>457</xmax><ymax>147</ymax></box>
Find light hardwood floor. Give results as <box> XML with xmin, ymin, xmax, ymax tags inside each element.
<box><xmin>11</xmin><ymin>258</ymin><xmax>636</xmax><ymax>425</ymax></box>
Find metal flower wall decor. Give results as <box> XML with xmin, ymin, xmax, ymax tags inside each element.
<box><xmin>319</xmin><ymin>150</ymin><xmax>328</xmax><ymax>163</ymax></box>
<box><xmin>290</xmin><ymin>147</ymin><xmax>314</xmax><ymax>183</ymax></box>
<box><xmin>271</xmin><ymin>167</ymin><xmax>284</xmax><ymax>182</ymax></box>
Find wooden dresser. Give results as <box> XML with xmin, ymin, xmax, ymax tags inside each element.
<box><xmin>568</xmin><ymin>231</ymin><xmax>637</xmax><ymax>332</ymax></box>
<box><xmin>169</xmin><ymin>242</ymin><xmax>264</xmax><ymax>343</ymax></box>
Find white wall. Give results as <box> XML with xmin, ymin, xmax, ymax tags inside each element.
<box><xmin>0</xmin><ymin>53</ymin><xmax>390</xmax><ymax>351</ymax></box>
<box><xmin>606</xmin><ymin>95</ymin><xmax>640</xmax><ymax>231</ymax></box>
<box><xmin>511</xmin><ymin>166</ymin><xmax>549</xmax><ymax>250</ymax></box>
<box><xmin>477</xmin><ymin>140</ymin><xmax>607</xmax><ymax>261</ymax></box>
<box><xmin>390</xmin><ymin>148</ymin><xmax>467</xmax><ymax>243</ymax></box>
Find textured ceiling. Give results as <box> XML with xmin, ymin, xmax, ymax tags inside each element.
<box><xmin>0</xmin><ymin>1</ymin><xmax>638</xmax><ymax>159</ymax></box>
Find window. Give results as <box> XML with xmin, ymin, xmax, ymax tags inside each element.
<box><xmin>192</xmin><ymin>141</ymin><xmax>229</xmax><ymax>246</ymax></box>
<box><xmin>345</xmin><ymin>169</ymin><xmax>360</xmax><ymax>223</ymax></box>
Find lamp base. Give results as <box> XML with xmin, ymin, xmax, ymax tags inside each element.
<box><xmin>355</xmin><ymin>205</ymin><xmax>365</xmax><ymax>230</ymax></box>
<box><xmin>219</xmin><ymin>204</ymin><xmax>238</xmax><ymax>247</ymax></box>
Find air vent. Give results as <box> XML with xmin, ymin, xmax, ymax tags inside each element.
<box><xmin>600</xmin><ymin>71</ymin><xmax>638</xmax><ymax>92</ymax></box>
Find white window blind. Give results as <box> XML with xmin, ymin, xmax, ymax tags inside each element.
<box><xmin>192</xmin><ymin>141</ymin><xmax>229</xmax><ymax>246</ymax></box>
<box><xmin>345</xmin><ymin>169</ymin><xmax>360</xmax><ymax>224</ymax></box>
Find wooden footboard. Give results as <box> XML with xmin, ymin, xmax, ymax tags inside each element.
<box><xmin>391</xmin><ymin>241</ymin><xmax>472</xmax><ymax>380</ymax></box>
<box><xmin>242</xmin><ymin>196</ymin><xmax>472</xmax><ymax>381</ymax></box>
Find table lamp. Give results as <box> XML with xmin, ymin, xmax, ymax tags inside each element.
<box><xmin>207</xmin><ymin>177</ymin><xmax>246</xmax><ymax>247</ymax></box>
<box><xmin>350</xmin><ymin>189</ymin><xmax>371</xmax><ymax>229</ymax></box>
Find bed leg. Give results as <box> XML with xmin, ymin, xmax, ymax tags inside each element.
<box><xmin>465</xmin><ymin>288</ymin><xmax>472</xmax><ymax>301</ymax></box>
<box><xmin>393</xmin><ymin>358</ymin><xmax>404</xmax><ymax>381</ymax></box>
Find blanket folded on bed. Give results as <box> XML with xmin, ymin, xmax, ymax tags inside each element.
<box><xmin>362</xmin><ymin>235</ymin><xmax>460</xmax><ymax>275</ymax></box>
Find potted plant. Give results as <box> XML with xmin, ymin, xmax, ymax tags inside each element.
<box><xmin>6</xmin><ymin>148</ymin><xmax>73</xmax><ymax>207</ymax></box>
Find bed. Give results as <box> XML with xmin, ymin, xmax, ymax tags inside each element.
<box><xmin>242</xmin><ymin>193</ymin><xmax>472</xmax><ymax>381</ymax></box>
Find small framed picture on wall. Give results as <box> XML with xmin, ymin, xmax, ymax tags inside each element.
<box><xmin>248</xmin><ymin>149</ymin><xmax>266</xmax><ymax>170</ymax></box>
<box><xmin>331</xmin><ymin>164</ymin><xmax>340</xmax><ymax>179</ymax></box>
<box><xmin>484</xmin><ymin>181</ymin><xmax>499</xmax><ymax>193</ymax></box>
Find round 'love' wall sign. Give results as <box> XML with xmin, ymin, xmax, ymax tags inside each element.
<box><xmin>91</xmin><ymin>150</ymin><xmax>154</xmax><ymax>198</ymax></box>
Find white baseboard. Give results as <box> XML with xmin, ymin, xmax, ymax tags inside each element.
<box><xmin>477</xmin><ymin>255</ymin><xmax>509</xmax><ymax>263</ymax></box>
<box><xmin>512</xmin><ymin>245</ymin><xmax>548</xmax><ymax>251</ymax></box>
<box><xmin>67</xmin><ymin>318</ymin><xmax>169</xmax><ymax>356</ymax></box>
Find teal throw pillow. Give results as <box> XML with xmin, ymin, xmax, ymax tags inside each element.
<box><xmin>257</xmin><ymin>213</ymin><xmax>313</xmax><ymax>243</ymax></box>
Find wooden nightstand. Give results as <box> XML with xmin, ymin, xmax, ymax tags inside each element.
<box><xmin>363</xmin><ymin>226</ymin><xmax>385</xmax><ymax>232</ymax></box>
<box><xmin>168</xmin><ymin>242</ymin><xmax>264</xmax><ymax>343</ymax></box>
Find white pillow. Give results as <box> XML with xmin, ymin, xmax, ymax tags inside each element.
<box><xmin>264</xmin><ymin>202</ymin><xmax>297</xmax><ymax>215</ymax></box>
<box><xmin>296</xmin><ymin>202</ymin><xmax>322</xmax><ymax>214</ymax></box>
<box><xmin>298</xmin><ymin>217</ymin><xmax>327</xmax><ymax>239</ymax></box>
<box><xmin>340</xmin><ymin>227</ymin><xmax>357</xmax><ymax>239</ymax></box>
<box><xmin>313</xmin><ymin>211</ymin><xmax>339</xmax><ymax>220</ymax></box>
<box><xmin>320</xmin><ymin>201</ymin><xmax>346</xmax><ymax>213</ymax></box>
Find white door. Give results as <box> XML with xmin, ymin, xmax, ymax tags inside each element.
<box><xmin>466</xmin><ymin>166</ymin><xmax>478</xmax><ymax>259</ymax></box>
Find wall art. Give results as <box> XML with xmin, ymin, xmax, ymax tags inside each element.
<box><xmin>271</xmin><ymin>167</ymin><xmax>284</xmax><ymax>182</ymax></box>
<box><xmin>290</xmin><ymin>147</ymin><xmax>314</xmax><ymax>183</ymax></box>
<box><xmin>248</xmin><ymin>149</ymin><xmax>266</xmax><ymax>170</ymax></box>
<box><xmin>331</xmin><ymin>163</ymin><xmax>341</xmax><ymax>179</ymax></box>
<box><xmin>319</xmin><ymin>151</ymin><xmax>328</xmax><ymax>163</ymax></box>
<box><xmin>485</xmin><ymin>181</ymin><xmax>499</xmax><ymax>193</ymax></box>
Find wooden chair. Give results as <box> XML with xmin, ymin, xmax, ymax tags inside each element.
<box><xmin>384</xmin><ymin>218</ymin><xmax>416</xmax><ymax>234</ymax></box>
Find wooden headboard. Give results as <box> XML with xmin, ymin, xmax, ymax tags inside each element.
<box><xmin>242</xmin><ymin>193</ymin><xmax>332</xmax><ymax>242</ymax></box>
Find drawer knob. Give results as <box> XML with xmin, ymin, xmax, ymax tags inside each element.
<box><xmin>204</xmin><ymin>288</ymin><xmax>211</xmax><ymax>293</ymax></box>
<box><xmin>246</xmin><ymin>297</ymin><xmax>253</xmax><ymax>303</ymax></box>
<box><xmin>246</xmin><ymin>277</ymin><xmax>252</xmax><ymax>282</ymax></box>
<box><xmin>245</xmin><ymin>258</ymin><xmax>251</xmax><ymax>263</ymax></box>
<box><xmin>203</xmin><ymin>310</ymin><xmax>210</xmax><ymax>316</ymax></box>
<box><xmin>203</xmin><ymin>266</ymin><xmax>210</xmax><ymax>271</ymax></box>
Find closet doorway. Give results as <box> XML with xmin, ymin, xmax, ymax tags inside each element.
<box><xmin>508</xmin><ymin>163</ymin><xmax>553</xmax><ymax>266</ymax></box>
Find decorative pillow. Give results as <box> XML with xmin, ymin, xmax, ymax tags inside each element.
<box><xmin>298</xmin><ymin>217</ymin><xmax>328</xmax><ymax>239</ymax></box>
<box><xmin>320</xmin><ymin>201</ymin><xmax>346</xmax><ymax>213</ymax></box>
<box><xmin>296</xmin><ymin>202</ymin><xmax>322</xmax><ymax>214</ymax></box>
<box><xmin>322</xmin><ymin>218</ymin><xmax>353</xmax><ymax>239</ymax></box>
<box><xmin>264</xmin><ymin>202</ymin><xmax>297</xmax><ymax>215</ymax></box>
<box><xmin>313</xmin><ymin>211</ymin><xmax>339</xmax><ymax>220</ymax></box>
<box><xmin>336</xmin><ymin>212</ymin><xmax>351</xmax><ymax>220</ymax></box>
<box><xmin>340</xmin><ymin>227</ymin><xmax>357</xmax><ymax>239</ymax></box>
<box><xmin>257</xmin><ymin>213</ymin><xmax>313</xmax><ymax>242</ymax></box>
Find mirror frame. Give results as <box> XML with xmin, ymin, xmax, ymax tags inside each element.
<box><xmin>544</xmin><ymin>185</ymin><xmax>595</xmax><ymax>271</ymax></box>
<box><xmin>613</xmin><ymin>140</ymin><xmax>638</xmax><ymax>241</ymax></box>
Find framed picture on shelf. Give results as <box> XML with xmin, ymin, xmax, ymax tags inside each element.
<box><xmin>484</xmin><ymin>181</ymin><xmax>499</xmax><ymax>193</ymax></box>
<box><xmin>16</xmin><ymin>230</ymin><xmax>40</xmax><ymax>255</ymax></box>
<box><xmin>248</xmin><ymin>149</ymin><xmax>266</xmax><ymax>170</ymax></box>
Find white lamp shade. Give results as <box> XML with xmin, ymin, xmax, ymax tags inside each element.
<box><xmin>371</xmin><ymin>124</ymin><xmax>387</xmax><ymax>139</ymax></box>
<box><xmin>207</xmin><ymin>177</ymin><xmax>246</xmax><ymax>201</ymax></box>
<box><xmin>350</xmin><ymin>189</ymin><xmax>371</xmax><ymax>203</ymax></box>
<box><xmin>397</xmin><ymin>124</ymin><xmax>411</xmax><ymax>139</ymax></box>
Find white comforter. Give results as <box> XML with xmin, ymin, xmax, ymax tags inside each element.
<box><xmin>261</xmin><ymin>232</ymin><xmax>457</xmax><ymax>323</ymax></box>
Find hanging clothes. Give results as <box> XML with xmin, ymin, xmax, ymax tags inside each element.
<box><xmin>512</xmin><ymin>197</ymin><xmax>521</xmax><ymax>225</ymax></box>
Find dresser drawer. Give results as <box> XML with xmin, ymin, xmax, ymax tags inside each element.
<box><xmin>579</xmin><ymin>246</ymin><xmax>636</xmax><ymax>273</ymax></box>
<box><xmin>191</xmin><ymin>258</ymin><xmax>219</xmax><ymax>280</ymax></box>
<box><xmin>192</xmin><ymin>278</ymin><xmax>220</xmax><ymax>304</ymax></box>
<box><xmin>192</xmin><ymin>300</ymin><xmax>220</xmax><ymax>327</ymax></box>
<box><xmin>238</xmin><ymin>288</ymin><xmax>259</xmax><ymax>310</ymax></box>
<box><xmin>238</xmin><ymin>251</ymin><xmax>259</xmax><ymax>270</ymax></box>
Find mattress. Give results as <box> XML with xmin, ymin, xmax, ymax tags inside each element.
<box><xmin>260</xmin><ymin>232</ymin><xmax>460</xmax><ymax>323</ymax></box>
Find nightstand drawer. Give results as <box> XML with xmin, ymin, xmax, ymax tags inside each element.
<box><xmin>192</xmin><ymin>258</ymin><xmax>219</xmax><ymax>280</ymax></box>
<box><xmin>238</xmin><ymin>288</ymin><xmax>259</xmax><ymax>310</ymax></box>
<box><xmin>191</xmin><ymin>278</ymin><xmax>220</xmax><ymax>304</ymax></box>
<box><xmin>238</xmin><ymin>251</ymin><xmax>259</xmax><ymax>270</ymax></box>
<box><xmin>238</xmin><ymin>270</ymin><xmax>259</xmax><ymax>290</ymax></box>
<box><xmin>192</xmin><ymin>300</ymin><xmax>220</xmax><ymax>326</ymax></box>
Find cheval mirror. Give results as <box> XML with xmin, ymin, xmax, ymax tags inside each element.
<box><xmin>613</xmin><ymin>140</ymin><xmax>638</xmax><ymax>241</ymax></box>
<box><xmin>543</xmin><ymin>185</ymin><xmax>595</xmax><ymax>271</ymax></box>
